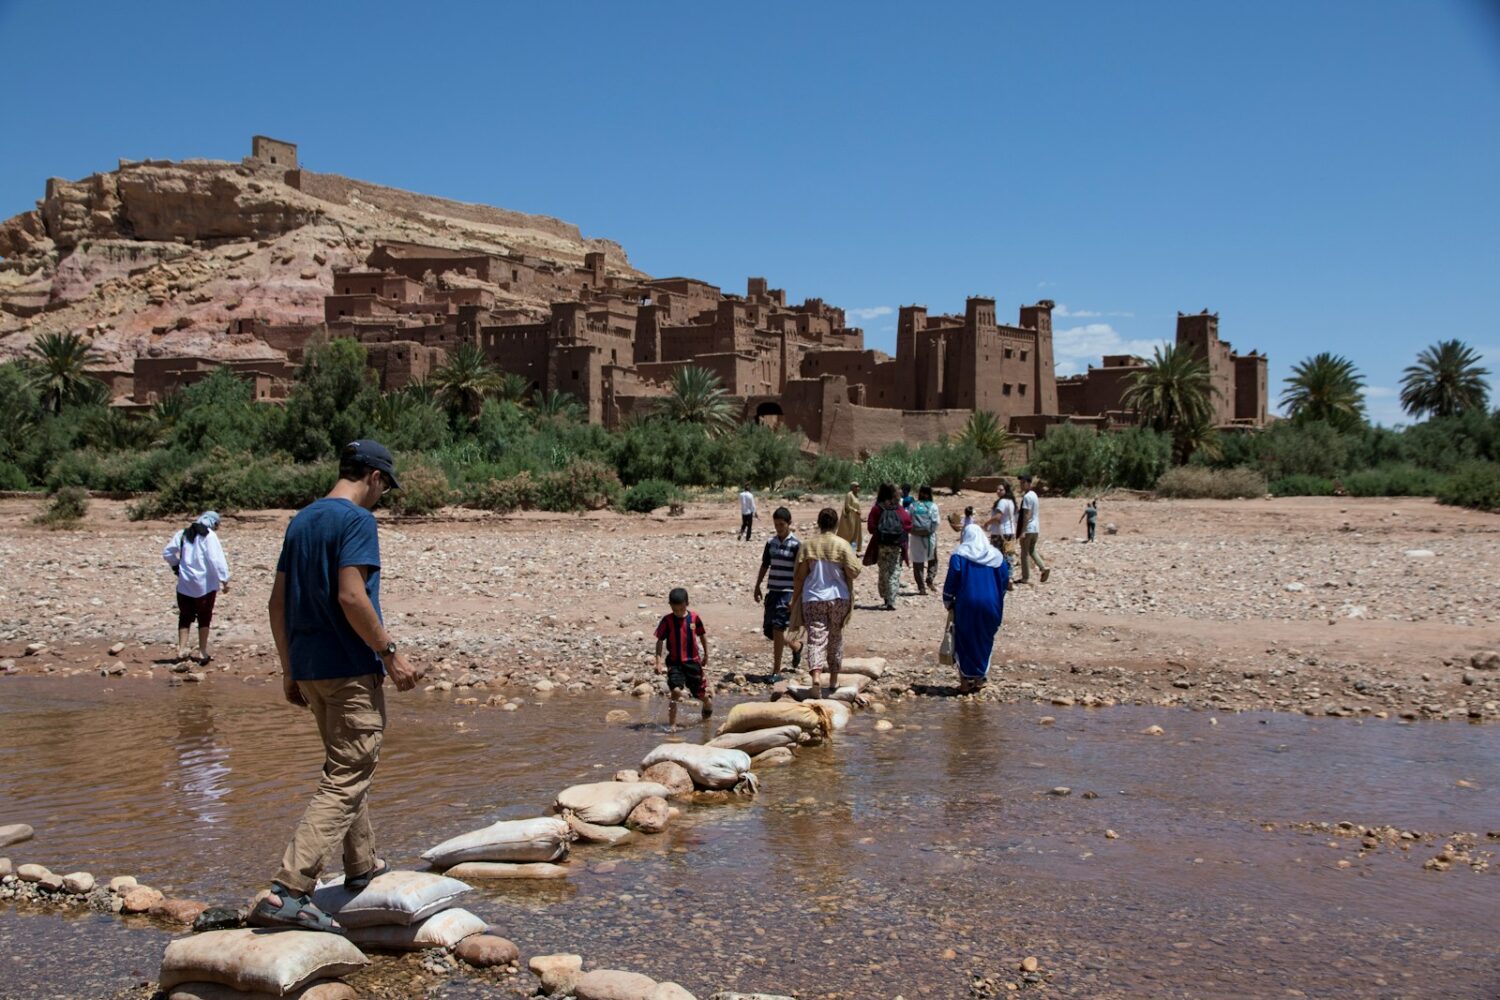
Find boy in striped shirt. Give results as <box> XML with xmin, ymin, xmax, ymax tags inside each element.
<box><xmin>753</xmin><ymin>507</ymin><xmax>802</xmax><ymax>684</ymax></box>
<box><xmin>655</xmin><ymin>587</ymin><xmax>711</xmax><ymax>729</ymax></box>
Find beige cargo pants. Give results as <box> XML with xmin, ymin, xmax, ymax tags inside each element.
<box><xmin>274</xmin><ymin>673</ymin><xmax>386</xmax><ymax>894</ymax></box>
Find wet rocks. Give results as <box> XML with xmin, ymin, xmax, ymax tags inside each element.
<box><xmin>454</xmin><ymin>933</ymin><xmax>520</xmax><ymax>968</ymax></box>
<box><xmin>605</xmin><ymin>709</ymin><xmax>632</xmax><ymax>723</ymax></box>
<box><xmin>0</xmin><ymin>858</ymin><xmax>11</xmax><ymax>877</ymax></box>
<box><xmin>122</xmin><ymin>885</ymin><xmax>165</xmax><ymax>913</ymax></box>
<box><xmin>1140</xmin><ymin>724</ymin><xmax>1164</xmax><ymax>736</ymax></box>
<box><xmin>193</xmin><ymin>906</ymin><xmax>245</xmax><ymax>932</ymax></box>
<box><xmin>649</xmin><ymin>985</ymin><xmax>697</xmax><ymax>1000</ymax></box>
<box><xmin>640</xmin><ymin>761</ymin><xmax>694</xmax><ymax>798</ymax></box>
<box><xmin>16</xmin><ymin>863</ymin><xmax>51</xmax><ymax>883</ymax></box>
<box><xmin>529</xmin><ymin>953</ymin><xmax>583</xmax><ymax>995</ymax></box>
<box><xmin>153</xmin><ymin>897</ymin><xmax>209</xmax><ymax>924</ymax></box>
<box><xmin>107</xmin><ymin>875</ymin><xmax>138</xmax><ymax>893</ymax></box>
<box><xmin>576</xmin><ymin>969</ymin><xmax>660</xmax><ymax>1000</ymax></box>
<box><xmin>61</xmin><ymin>871</ymin><xmax>95</xmax><ymax>894</ymax></box>
<box><xmin>626</xmin><ymin>796</ymin><xmax>671</xmax><ymax>834</ymax></box>
<box><xmin>0</xmin><ymin>823</ymin><xmax>34</xmax><ymax>848</ymax></box>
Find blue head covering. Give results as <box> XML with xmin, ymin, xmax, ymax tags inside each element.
<box><xmin>197</xmin><ymin>511</ymin><xmax>221</xmax><ymax>530</ymax></box>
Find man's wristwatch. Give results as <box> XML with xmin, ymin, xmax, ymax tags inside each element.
<box><xmin>380</xmin><ymin>641</ymin><xmax>397</xmax><ymax>659</ymax></box>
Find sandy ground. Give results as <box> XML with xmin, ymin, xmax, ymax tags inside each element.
<box><xmin>1</xmin><ymin>492</ymin><xmax>1498</xmax><ymax>721</ymax></box>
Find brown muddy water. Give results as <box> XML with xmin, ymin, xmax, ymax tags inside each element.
<box><xmin>1</xmin><ymin>676</ymin><xmax>1497</xmax><ymax>1000</ymax></box>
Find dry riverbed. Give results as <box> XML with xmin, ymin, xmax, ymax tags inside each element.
<box><xmin>0</xmin><ymin>493</ymin><xmax>1497</xmax><ymax>721</ymax></box>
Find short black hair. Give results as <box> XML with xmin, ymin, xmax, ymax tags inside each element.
<box><xmin>918</xmin><ymin>484</ymin><xmax>933</xmax><ymax>500</ymax></box>
<box><xmin>876</xmin><ymin>482</ymin><xmax>897</xmax><ymax>503</ymax></box>
<box><xmin>338</xmin><ymin>455</ymin><xmax>374</xmax><ymax>482</ymax></box>
<box><xmin>901</xmin><ymin>483</ymin><xmax>911</xmax><ymax>493</ymax></box>
<box><xmin>817</xmin><ymin>507</ymin><xmax>838</xmax><ymax>531</ymax></box>
<box><xmin>773</xmin><ymin>506</ymin><xmax>792</xmax><ymax>523</ymax></box>
<box><xmin>668</xmin><ymin>587</ymin><xmax>689</xmax><ymax>605</ymax></box>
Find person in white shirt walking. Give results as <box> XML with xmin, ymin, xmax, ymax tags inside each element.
<box><xmin>738</xmin><ymin>485</ymin><xmax>756</xmax><ymax>541</ymax></box>
<box><xmin>1016</xmin><ymin>474</ymin><xmax>1050</xmax><ymax>584</ymax></box>
<box><xmin>984</xmin><ymin>481</ymin><xmax>1018</xmax><ymax>563</ymax></box>
<box><xmin>163</xmin><ymin>510</ymin><xmax>232</xmax><ymax>664</ymax></box>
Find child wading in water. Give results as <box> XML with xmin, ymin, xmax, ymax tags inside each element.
<box><xmin>654</xmin><ymin>587</ymin><xmax>713</xmax><ymax>729</ymax></box>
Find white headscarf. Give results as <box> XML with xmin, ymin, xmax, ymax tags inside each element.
<box><xmin>953</xmin><ymin>523</ymin><xmax>1007</xmax><ymax>569</ymax></box>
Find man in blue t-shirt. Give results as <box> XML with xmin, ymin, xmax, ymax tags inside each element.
<box><xmin>251</xmin><ymin>440</ymin><xmax>424</xmax><ymax>933</ymax></box>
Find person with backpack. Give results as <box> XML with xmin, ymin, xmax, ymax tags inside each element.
<box><xmin>864</xmin><ymin>482</ymin><xmax>913</xmax><ymax>610</ymax></box>
<box><xmin>907</xmin><ymin>485</ymin><xmax>941</xmax><ymax>595</ymax></box>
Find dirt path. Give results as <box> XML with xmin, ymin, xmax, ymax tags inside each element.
<box><xmin>1</xmin><ymin>493</ymin><xmax>1497</xmax><ymax>720</ymax></box>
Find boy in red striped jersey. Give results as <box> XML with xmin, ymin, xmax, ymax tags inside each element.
<box><xmin>654</xmin><ymin>587</ymin><xmax>712</xmax><ymax>729</ymax></box>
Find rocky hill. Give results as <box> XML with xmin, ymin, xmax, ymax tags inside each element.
<box><xmin>0</xmin><ymin>139</ymin><xmax>640</xmax><ymax>366</ymax></box>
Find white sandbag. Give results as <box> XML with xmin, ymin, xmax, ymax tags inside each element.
<box><xmin>564</xmin><ymin>813</ymin><xmax>636</xmax><ymax>845</ymax></box>
<box><xmin>707</xmin><ymin>725</ymin><xmax>802</xmax><ymax>755</ymax></box>
<box><xmin>716</xmin><ymin>701</ymin><xmax>834</xmax><ymax>740</ymax></box>
<box><xmin>832</xmin><ymin>673</ymin><xmax>872</xmax><ymax>692</ymax></box>
<box><xmin>806</xmin><ymin>699</ymin><xmax>852</xmax><ymax>730</ymax></box>
<box><xmin>347</xmin><ymin>907</ymin><xmax>486</xmax><ymax>952</ymax></box>
<box><xmin>168</xmin><ymin>981</ymin><xmax>355</xmax><ymax>1000</ymax></box>
<box><xmin>312</xmin><ymin>870</ymin><xmax>469</xmax><ymax>928</ymax></box>
<box><xmin>420</xmin><ymin>817</ymin><xmax>572</xmax><ymax>868</ymax></box>
<box><xmin>159</xmin><ymin>929</ymin><xmax>368</xmax><ymax>995</ymax></box>
<box><xmin>553</xmin><ymin>781</ymin><xmax>672</xmax><ymax>826</ymax></box>
<box><xmin>640</xmin><ymin>743</ymin><xmax>752</xmax><ymax>790</ymax></box>
<box><xmin>838</xmin><ymin>656</ymin><xmax>885</xmax><ymax>678</ymax></box>
<box><xmin>445</xmin><ymin>861</ymin><xmax>571</xmax><ymax>880</ymax></box>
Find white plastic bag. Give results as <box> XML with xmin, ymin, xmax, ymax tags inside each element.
<box><xmin>159</xmin><ymin>929</ymin><xmax>368</xmax><ymax>995</ymax></box>
<box><xmin>312</xmin><ymin>870</ymin><xmax>469</xmax><ymax>928</ymax></box>
<box><xmin>639</xmin><ymin>743</ymin><xmax>751</xmax><ymax>790</ymax></box>
<box><xmin>420</xmin><ymin>817</ymin><xmax>572</xmax><ymax>868</ymax></box>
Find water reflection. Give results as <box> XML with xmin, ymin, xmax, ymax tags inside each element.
<box><xmin>1</xmin><ymin>677</ymin><xmax>1498</xmax><ymax>998</ymax></box>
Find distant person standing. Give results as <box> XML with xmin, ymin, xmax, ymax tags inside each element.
<box><xmin>753</xmin><ymin>506</ymin><xmax>802</xmax><ymax>682</ymax></box>
<box><xmin>866</xmin><ymin>482</ymin><xmax>913</xmax><ymax>610</ymax></box>
<box><xmin>900</xmin><ymin>483</ymin><xmax>914</xmax><ymax>509</ymax></box>
<box><xmin>907</xmin><ymin>485</ymin><xmax>941</xmax><ymax>596</ymax></box>
<box><xmin>837</xmin><ymin>481</ymin><xmax>864</xmax><ymax>553</ymax></box>
<box><xmin>252</xmin><ymin>440</ymin><xmax>423</xmax><ymax>933</ymax></box>
<box><xmin>162</xmin><ymin>511</ymin><xmax>231</xmax><ymax>665</ymax></box>
<box><xmin>1017</xmin><ymin>473</ymin><xmax>1050</xmax><ymax>584</ymax></box>
<box><xmin>790</xmin><ymin>507</ymin><xmax>861</xmax><ymax>696</ymax></box>
<box><xmin>738</xmin><ymin>485</ymin><xmax>756</xmax><ymax>541</ymax></box>
<box><xmin>1079</xmin><ymin>498</ymin><xmax>1099</xmax><ymax>542</ymax></box>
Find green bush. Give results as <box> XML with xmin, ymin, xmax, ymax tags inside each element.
<box><xmin>1438</xmin><ymin>461</ymin><xmax>1500</xmax><ymax>510</ymax></box>
<box><xmin>46</xmin><ymin>448</ymin><xmax>187</xmax><ymax>493</ymax></box>
<box><xmin>1342</xmin><ymin>464</ymin><xmax>1446</xmax><ymax>498</ymax></box>
<box><xmin>1268</xmin><ymin>473</ymin><xmax>1335</xmax><ymax>496</ymax></box>
<box><xmin>1155</xmin><ymin>466</ymin><xmax>1267</xmax><ymax>499</ymax></box>
<box><xmin>622</xmin><ymin>478</ymin><xmax>682</xmax><ymax>513</ymax></box>
<box><xmin>1109</xmin><ymin>426</ymin><xmax>1172</xmax><ymax>490</ymax></box>
<box><xmin>130</xmin><ymin>451</ymin><xmax>332</xmax><ymax>519</ymax></box>
<box><xmin>534</xmin><ymin>459</ymin><xmax>621</xmax><ymax>512</ymax></box>
<box><xmin>861</xmin><ymin>443</ymin><xmax>934</xmax><ymax>493</ymax></box>
<box><xmin>279</xmin><ymin>338</ymin><xmax>379</xmax><ymax>461</ymax></box>
<box><xmin>388</xmin><ymin>459</ymin><xmax>452</xmax><ymax>515</ymax></box>
<box><xmin>464</xmin><ymin>472</ymin><xmax>538</xmax><ymax>513</ymax></box>
<box><xmin>36</xmin><ymin>486</ymin><xmax>89</xmax><ymax>527</ymax></box>
<box><xmin>0</xmin><ymin>461</ymin><xmax>30</xmax><ymax>491</ymax></box>
<box><xmin>1029</xmin><ymin>423</ymin><xmax>1106</xmax><ymax>494</ymax></box>
<box><xmin>809</xmin><ymin>454</ymin><xmax>860</xmax><ymax>490</ymax></box>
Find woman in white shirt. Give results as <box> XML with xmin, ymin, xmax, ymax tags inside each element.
<box><xmin>162</xmin><ymin>511</ymin><xmax>231</xmax><ymax>664</ymax></box>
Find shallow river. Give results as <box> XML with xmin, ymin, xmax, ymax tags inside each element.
<box><xmin>1</xmin><ymin>676</ymin><xmax>1497</xmax><ymax>999</ymax></box>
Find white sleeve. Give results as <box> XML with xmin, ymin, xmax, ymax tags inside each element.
<box><xmin>162</xmin><ymin>531</ymin><xmax>182</xmax><ymax>568</ymax></box>
<box><xmin>209</xmin><ymin>534</ymin><xmax>230</xmax><ymax>583</ymax></box>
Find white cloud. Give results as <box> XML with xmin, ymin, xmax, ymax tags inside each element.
<box><xmin>1054</xmin><ymin>303</ymin><xmax>1135</xmax><ymax>319</ymax></box>
<box><xmin>848</xmin><ymin>305</ymin><xmax>893</xmax><ymax>321</ymax></box>
<box><xmin>1052</xmin><ymin>323</ymin><xmax>1167</xmax><ymax>377</ymax></box>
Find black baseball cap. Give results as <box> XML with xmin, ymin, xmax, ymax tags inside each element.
<box><xmin>343</xmin><ymin>439</ymin><xmax>400</xmax><ymax>490</ymax></box>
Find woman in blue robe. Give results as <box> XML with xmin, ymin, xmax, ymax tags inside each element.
<box><xmin>942</xmin><ymin>524</ymin><xmax>1011</xmax><ymax>693</ymax></box>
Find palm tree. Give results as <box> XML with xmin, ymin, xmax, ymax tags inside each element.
<box><xmin>82</xmin><ymin>406</ymin><xmax>159</xmax><ymax>451</ymax></box>
<box><xmin>657</xmin><ymin>366</ymin><xmax>738</xmax><ymax>436</ymax></box>
<box><xmin>1400</xmin><ymin>340</ymin><xmax>1491</xmax><ymax>419</ymax></box>
<box><xmin>27</xmin><ymin>331</ymin><xmax>103</xmax><ymax>415</ymax></box>
<box><xmin>430</xmin><ymin>343</ymin><xmax>501</xmax><ymax>420</ymax></box>
<box><xmin>1121</xmin><ymin>343</ymin><xmax>1217</xmax><ymax>460</ymax></box>
<box><xmin>496</xmin><ymin>372</ymin><xmax>532</xmax><ymax>405</ymax></box>
<box><xmin>957</xmin><ymin>410</ymin><xmax>1010</xmax><ymax>467</ymax></box>
<box><xmin>532</xmin><ymin>388</ymin><xmax>586</xmax><ymax>423</ymax></box>
<box><xmin>1280</xmin><ymin>353</ymin><xmax>1366</xmax><ymax>430</ymax></box>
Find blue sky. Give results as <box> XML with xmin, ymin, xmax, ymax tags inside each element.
<box><xmin>1</xmin><ymin>0</ymin><xmax>1496</xmax><ymax>425</ymax></box>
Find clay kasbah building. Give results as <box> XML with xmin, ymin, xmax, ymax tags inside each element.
<box><xmin>0</xmin><ymin>137</ymin><xmax>1270</xmax><ymax>454</ymax></box>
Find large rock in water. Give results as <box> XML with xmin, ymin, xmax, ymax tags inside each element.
<box><xmin>0</xmin><ymin>824</ymin><xmax>34</xmax><ymax>849</ymax></box>
<box><xmin>626</xmin><ymin>796</ymin><xmax>671</xmax><ymax>834</ymax></box>
<box><xmin>640</xmin><ymin>761</ymin><xmax>694</xmax><ymax>798</ymax></box>
<box><xmin>576</xmin><ymin>969</ymin><xmax>660</xmax><ymax>1000</ymax></box>
<box><xmin>454</xmin><ymin>933</ymin><xmax>520</xmax><ymax>968</ymax></box>
<box><xmin>649</xmin><ymin>985</ymin><xmax>698</xmax><ymax>1000</ymax></box>
<box><xmin>167</xmin><ymin>981</ymin><xmax>356</xmax><ymax>1000</ymax></box>
<box><xmin>529</xmin><ymin>954</ymin><xmax>583</xmax><ymax>996</ymax></box>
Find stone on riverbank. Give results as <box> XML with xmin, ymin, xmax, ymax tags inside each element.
<box><xmin>160</xmin><ymin>928</ymin><xmax>368</xmax><ymax>995</ymax></box>
<box><xmin>153</xmin><ymin>898</ymin><xmax>209</xmax><ymax>924</ymax></box>
<box><xmin>193</xmin><ymin>906</ymin><xmax>245</xmax><ymax>932</ymax></box>
<box><xmin>529</xmin><ymin>953</ymin><xmax>583</xmax><ymax>995</ymax></box>
<box><xmin>626</xmin><ymin>796</ymin><xmax>671</xmax><ymax>834</ymax></box>
<box><xmin>1472</xmin><ymin>650</ymin><xmax>1500</xmax><ymax>671</ymax></box>
<box><xmin>454</xmin><ymin>933</ymin><xmax>520</xmax><ymax>968</ymax></box>
<box><xmin>640</xmin><ymin>761</ymin><xmax>694</xmax><ymax>798</ymax></box>
<box><xmin>576</xmin><ymin>969</ymin><xmax>660</xmax><ymax>1000</ymax></box>
<box><xmin>122</xmin><ymin>886</ymin><xmax>165</xmax><ymax>913</ymax></box>
<box><xmin>107</xmin><ymin>875</ymin><xmax>138</xmax><ymax>893</ymax></box>
<box><xmin>61</xmin><ymin>871</ymin><xmax>95</xmax><ymax>894</ymax></box>
<box><xmin>0</xmin><ymin>858</ymin><xmax>11</xmax><ymax>877</ymax></box>
<box><xmin>0</xmin><ymin>824</ymin><xmax>34</xmax><ymax>848</ymax></box>
<box><xmin>649</xmin><ymin>985</ymin><xmax>698</xmax><ymax>1000</ymax></box>
<box><xmin>605</xmin><ymin>709</ymin><xmax>632</xmax><ymax>723</ymax></box>
<box><xmin>16</xmin><ymin>863</ymin><xmax>50</xmax><ymax>883</ymax></box>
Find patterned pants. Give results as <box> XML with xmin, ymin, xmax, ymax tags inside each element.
<box><xmin>878</xmin><ymin>547</ymin><xmax>903</xmax><ymax>606</ymax></box>
<box><xmin>802</xmin><ymin>598</ymin><xmax>851</xmax><ymax>676</ymax></box>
